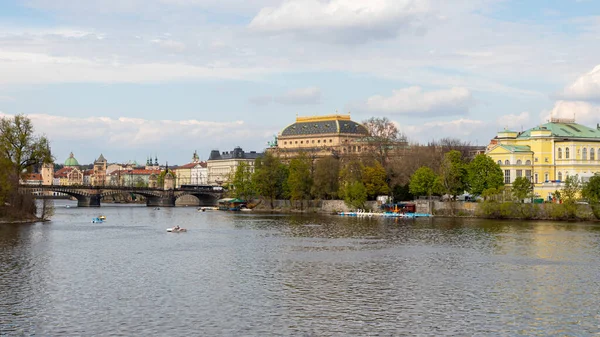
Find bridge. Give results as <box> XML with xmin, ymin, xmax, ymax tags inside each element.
<box><xmin>19</xmin><ymin>185</ymin><xmax>226</xmax><ymax>207</ymax></box>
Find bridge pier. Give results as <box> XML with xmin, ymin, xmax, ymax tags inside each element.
<box><xmin>77</xmin><ymin>195</ymin><xmax>102</xmax><ymax>207</ymax></box>
<box><xmin>146</xmin><ymin>195</ymin><xmax>176</xmax><ymax>207</ymax></box>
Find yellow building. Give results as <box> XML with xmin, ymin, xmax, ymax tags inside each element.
<box><xmin>486</xmin><ymin>118</ymin><xmax>600</xmax><ymax>199</ymax></box>
<box><xmin>272</xmin><ymin>114</ymin><xmax>370</xmax><ymax>159</ymax></box>
<box><xmin>207</xmin><ymin>147</ymin><xmax>263</xmax><ymax>185</ymax></box>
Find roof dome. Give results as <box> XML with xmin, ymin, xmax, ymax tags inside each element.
<box><xmin>64</xmin><ymin>152</ymin><xmax>80</xmax><ymax>167</ymax></box>
<box><xmin>280</xmin><ymin>114</ymin><xmax>369</xmax><ymax>137</ymax></box>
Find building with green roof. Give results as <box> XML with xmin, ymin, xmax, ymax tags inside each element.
<box><xmin>486</xmin><ymin>118</ymin><xmax>600</xmax><ymax>200</ymax></box>
<box><xmin>64</xmin><ymin>152</ymin><xmax>80</xmax><ymax>167</ymax></box>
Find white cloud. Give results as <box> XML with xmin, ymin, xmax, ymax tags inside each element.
<box><xmin>360</xmin><ymin>86</ymin><xmax>473</xmax><ymax>116</ymax></box>
<box><xmin>0</xmin><ymin>112</ymin><xmax>269</xmax><ymax>164</ymax></box>
<box><xmin>0</xmin><ymin>51</ymin><xmax>269</xmax><ymax>84</ymax></box>
<box><xmin>150</xmin><ymin>39</ymin><xmax>186</xmax><ymax>53</ymax></box>
<box><xmin>249</xmin><ymin>0</ymin><xmax>432</xmax><ymax>43</ymax></box>
<box><xmin>495</xmin><ymin>111</ymin><xmax>530</xmax><ymax>130</ymax></box>
<box><xmin>250</xmin><ymin>87</ymin><xmax>322</xmax><ymax>106</ymax></box>
<box><xmin>274</xmin><ymin>87</ymin><xmax>322</xmax><ymax>105</ymax></box>
<box><xmin>402</xmin><ymin>118</ymin><xmax>489</xmax><ymax>144</ymax></box>
<box><xmin>559</xmin><ymin>64</ymin><xmax>600</xmax><ymax>101</ymax></box>
<box><xmin>540</xmin><ymin>100</ymin><xmax>600</xmax><ymax>126</ymax></box>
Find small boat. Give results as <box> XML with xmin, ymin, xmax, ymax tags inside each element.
<box><xmin>98</xmin><ymin>215</ymin><xmax>106</xmax><ymax>221</ymax></box>
<box><xmin>167</xmin><ymin>227</ymin><xmax>187</xmax><ymax>232</ymax></box>
<box><xmin>154</xmin><ymin>207</ymin><xmax>161</xmax><ymax>210</ymax></box>
<box><xmin>92</xmin><ymin>217</ymin><xmax>104</xmax><ymax>223</ymax></box>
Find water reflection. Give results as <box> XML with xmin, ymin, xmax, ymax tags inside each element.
<box><xmin>1</xmin><ymin>201</ymin><xmax>600</xmax><ymax>335</ymax></box>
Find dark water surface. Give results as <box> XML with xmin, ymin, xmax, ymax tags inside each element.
<box><xmin>2</xmin><ymin>200</ymin><xmax>600</xmax><ymax>336</ymax></box>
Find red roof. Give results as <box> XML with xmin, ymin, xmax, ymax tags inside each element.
<box><xmin>177</xmin><ymin>161</ymin><xmax>207</xmax><ymax>169</ymax></box>
<box><xmin>55</xmin><ymin>167</ymin><xmax>74</xmax><ymax>178</ymax></box>
<box><xmin>22</xmin><ymin>173</ymin><xmax>42</xmax><ymax>181</ymax></box>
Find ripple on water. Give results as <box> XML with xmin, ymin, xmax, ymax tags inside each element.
<box><xmin>1</xmin><ymin>203</ymin><xmax>600</xmax><ymax>335</ymax></box>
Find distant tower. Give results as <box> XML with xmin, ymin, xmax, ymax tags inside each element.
<box><xmin>154</xmin><ymin>156</ymin><xmax>159</xmax><ymax>167</ymax></box>
<box><xmin>192</xmin><ymin>150</ymin><xmax>199</xmax><ymax>163</ymax></box>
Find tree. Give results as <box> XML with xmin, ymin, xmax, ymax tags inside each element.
<box><xmin>439</xmin><ymin>150</ymin><xmax>468</xmax><ymax>199</ymax></box>
<box><xmin>582</xmin><ymin>175</ymin><xmax>600</xmax><ymax>219</ymax></box>
<box><xmin>391</xmin><ymin>184</ymin><xmax>413</xmax><ymax>202</ymax></box>
<box><xmin>253</xmin><ymin>152</ymin><xmax>287</xmax><ymax>209</ymax></box>
<box><xmin>343</xmin><ymin>181</ymin><xmax>367</xmax><ymax>209</ymax></box>
<box><xmin>362</xmin><ymin>161</ymin><xmax>389</xmax><ymax>199</ymax></box>
<box><xmin>157</xmin><ymin>170</ymin><xmax>176</xmax><ymax>187</ymax></box>
<box><xmin>0</xmin><ymin>114</ymin><xmax>52</xmax><ymax>219</ymax></box>
<box><xmin>0</xmin><ymin>114</ymin><xmax>53</xmax><ymax>176</ymax></box>
<box><xmin>361</xmin><ymin>117</ymin><xmax>406</xmax><ymax>168</ymax></box>
<box><xmin>231</xmin><ymin>162</ymin><xmax>255</xmax><ymax>201</ymax></box>
<box><xmin>312</xmin><ymin>156</ymin><xmax>340</xmax><ymax>199</ymax></box>
<box><xmin>409</xmin><ymin>166</ymin><xmax>438</xmax><ymax>197</ymax></box>
<box><xmin>287</xmin><ymin>153</ymin><xmax>312</xmax><ymax>209</ymax></box>
<box><xmin>561</xmin><ymin>174</ymin><xmax>581</xmax><ymax>203</ymax></box>
<box><xmin>512</xmin><ymin>176</ymin><xmax>532</xmax><ymax>202</ymax></box>
<box><xmin>467</xmin><ymin>154</ymin><xmax>504</xmax><ymax>197</ymax></box>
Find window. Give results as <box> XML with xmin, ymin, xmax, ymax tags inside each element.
<box><xmin>535</xmin><ymin>173</ymin><xmax>539</xmax><ymax>184</ymax></box>
<box><xmin>505</xmin><ymin>160</ymin><xmax>510</xmax><ymax>165</ymax></box>
<box><xmin>583</xmin><ymin>148</ymin><xmax>588</xmax><ymax>160</ymax></box>
<box><xmin>312</xmin><ymin>140</ymin><xmax>315</xmax><ymax>144</ymax></box>
<box><xmin>497</xmin><ymin>160</ymin><xmax>502</xmax><ymax>165</ymax></box>
<box><xmin>504</xmin><ymin>170</ymin><xmax>511</xmax><ymax>184</ymax></box>
<box><xmin>517</xmin><ymin>159</ymin><xmax>522</xmax><ymax>165</ymax></box>
<box><xmin>526</xmin><ymin>170</ymin><xmax>532</xmax><ymax>182</ymax></box>
<box><xmin>591</xmin><ymin>148</ymin><xmax>595</xmax><ymax>161</ymax></box>
<box><xmin>516</xmin><ymin>170</ymin><xmax>522</xmax><ymax>178</ymax></box>
<box><xmin>558</xmin><ymin>172</ymin><xmax>562</xmax><ymax>181</ymax></box>
<box><xmin>558</xmin><ymin>148</ymin><xmax>562</xmax><ymax>159</ymax></box>
<box><xmin>300</xmin><ymin>141</ymin><xmax>303</xmax><ymax>144</ymax></box>
<box><xmin>525</xmin><ymin>160</ymin><xmax>531</xmax><ymax>165</ymax></box>
<box><xmin>329</xmin><ymin>139</ymin><xmax>332</xmax><ymax>143</ymax></box>
<box><xmin>535</xmin><ymin>157</ymin><xmax>538</xmax><ymax>162</ymax></box>
<box><xmin>566</xmin><ymin>147</ymin><xmax>570</xmax><ymax>159</ymax></box>
<box><xmin>317</xmin><ymin>140</ymin><xmax>320</xmax><ymax>143</ymax></box>
<box><xmin>545</xmin><ymin>173</ymin><xmax>549</xmax><ymax>182</ymax></box>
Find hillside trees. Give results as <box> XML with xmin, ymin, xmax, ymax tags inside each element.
<box><xmin>439</xmin><ymin>150</ymin><xmax>468</xmax><ymax>198</ymax></box>
<box><xmin>409</xmin><ymin>166</ymin><xmax>438</xmax><ymax>197</ymax></box>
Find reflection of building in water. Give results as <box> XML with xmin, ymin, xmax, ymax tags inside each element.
<box><xmin>486</xmin><ymin>118</ymin><xmax>600</xmax><ymax>200</ymax></box>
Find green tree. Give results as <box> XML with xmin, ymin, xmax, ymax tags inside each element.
<box><xmin>157</xmin><ymin>170</ymin><xmax>176</xmax><ymax>187</ymax></box>
<box><xmin>312</xmin><ymin>156</ymin><xmax>340</xmax><ymax>199</ymax></box>
<box><xmin>343</xmin><ymin>181</ymin><xmax>368</xmax><ymax>209</ymax></box>
<box><xmin>511</xmin><ymin>176</ymin><xmax>532</xmax><ymax>202</ymax></box>
<box><xmin>253</xmin><ymin>152</ymin><xmax>287</xmax><ymax>209</ymax></box>
<box><xmin>391</xmin><ymin>183</ymin><xmax>413</xmax><ymax>202</ymax></box>
<box><xmin>561</xmin><ymin>174</ymin><xmax>581</xmax><ymax>203</ymax></box>
<box><xmin>582</xmin><ymin>175</ymin><xmax>600</xmax><ymax>219</ymax></box>
<box><xmin>467</xmin><ymin>154</ymin><xmax>504</xmax><ymax>197</ymax></box>
<box><xmin>231</xmin><ymin>162</ymin><xmax>255</xmax><ymax>201</ymax></box>
<box><xmin>362</xmin><ymin>161</ymin><xmax>389</xmax><ymax>199</ymax></box>
<box><xmin>287</xmin><ymin>153</ymin><xmax>312</xmax><ymax>209</ymax></box>
<box><xmin>439</xmin><ymin>150</ymin><xmax>468</xmax><ymax>199</ymax></box>
<box><xmin>409</xmin><ymin>166</ymin><xmax>438</xmax><ymax>197</ymax></box>
<box><xmin>0</xmin><ymin>114</ymin><xmax>53</xmax><ymax>176</ymax></box>
<box><xmin>0</xmin><ymin>114</ymin><xmax>52</xmax><ymax>218</ymax></box>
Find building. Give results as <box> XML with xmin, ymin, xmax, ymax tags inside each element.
<box><xmin>173</xmin><ymin>151</ymin><xmax>207</xmax><ymax>187</ymax></box>
<box><xmin>92</xmin><ymin>154</ymin><xmax>107</xmax><ymax>186</ymax></box>
<box><xmin>207</xmin><ymin>147</ymin><xmax>263</xmax><ymax>185</ymax></box>
<box><xmin>271</xmin><ymin>114</ymin><xmax>370</xmax><ymax>160</ymax></box>
<box><xmin>486</xmin><ymin>118</ymin><xmax>600</xmax><ymax>199</ymax></box>
<box><xmin>54</xmin><ymin>167</ymin><xmax>83</xmax><ymax>186</ymax></box>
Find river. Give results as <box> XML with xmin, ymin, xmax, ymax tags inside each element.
<box><xmin>1</xmin><ymin>200</ymin><xmax>600</xmax><ymax>336</ymax></box>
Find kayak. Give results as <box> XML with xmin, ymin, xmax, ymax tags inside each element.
<box><xmin>167</xmin><ymin>227</ymin><xmax>187</xmax><ymax>232</ymax></box>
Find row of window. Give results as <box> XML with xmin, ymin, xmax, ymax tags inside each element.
<box><xmin>557</xmin><ymin>147</ymin><xmax>598</xmax><ymax>160</ymax></box>
<box><xmin>504</xmin><ymin>169</ymin><xmax>532</xmax><ymax>184</ymax></box>
<box><xmin>498</xmin><ymin>159</ymin><xmax>532</xmax><ymax>166</ymax></box>
<box><xmin>283</xmin><ymin>139</ymin><xmax>334</xmax><ymax>146</ymax></box>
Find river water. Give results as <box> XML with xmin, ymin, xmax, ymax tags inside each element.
<box><xmin>1</xmin><ymin>200</ymin><xmax>600</xmax><ymax>336</ymax></box>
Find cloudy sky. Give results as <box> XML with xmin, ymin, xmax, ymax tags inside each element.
<box><xmin>1</xmin><ymin>0</ymin><xmax>600</xmax><ymax>165</ymax></box>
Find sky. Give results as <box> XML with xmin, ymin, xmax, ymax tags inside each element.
<box><xmin>1</xmin><ymin>0</ymin><xmax>600</xmax><ymax>165</ymax></box>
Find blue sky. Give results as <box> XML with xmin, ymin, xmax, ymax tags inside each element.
<box><xmin>1</xmin><ymin>0</ymin><xmax>600</xmax><ymax>165</ymax></box>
